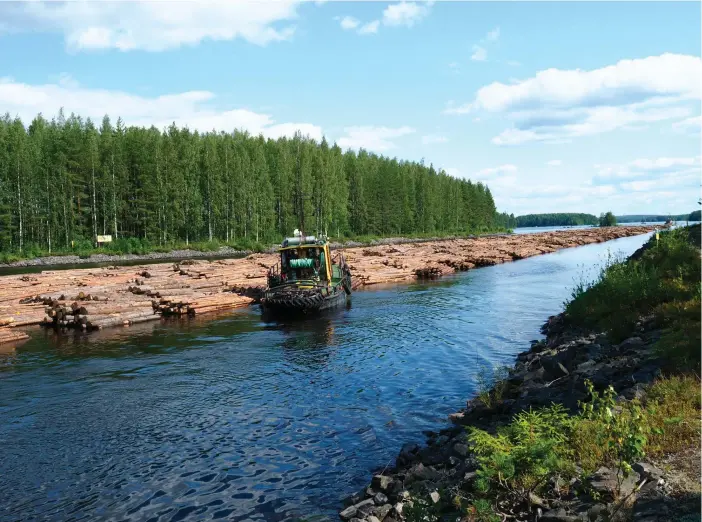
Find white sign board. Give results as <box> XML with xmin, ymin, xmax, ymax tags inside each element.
<box><xmin>96</xmin><ymin>235</ymin><xmax>113</xmax><ymax>243</ymax></box>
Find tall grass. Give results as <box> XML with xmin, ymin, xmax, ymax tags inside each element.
<box><xmin>564</xmin><ymin>225</ymin><xmax>701</xmax><ymax>369</ymax></box>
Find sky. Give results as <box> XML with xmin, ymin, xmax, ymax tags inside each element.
<box><xmin>0</xmin><ymin>0</ymin><xmax>700</xmax><ymax>217</ymax></box>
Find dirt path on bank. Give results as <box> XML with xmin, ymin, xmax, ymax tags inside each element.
<box><xmin>0</xmin><ymin>226</ymin><xmax>655</xmax><ymax>346</ymax></box>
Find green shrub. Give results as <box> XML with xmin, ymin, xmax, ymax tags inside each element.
<box><xmin>468</xmin><ymin>405</ymin><xmax>575</xmax><ymax>502</ymax></box>
<box><xmin>475</xmin><ymin>365</ymin><xmax>510</xmax><ymax>408</ymax></box>
<box><xmin>565</xmin><ymin>226</ymin><xmax>701</xmax><ymax>345</ymax></box>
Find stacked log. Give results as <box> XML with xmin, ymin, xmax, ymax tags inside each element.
<box><xmin>0</xmin><ymin>226</ymin><xmax>656</xmax><ymax>345</ymax></box>
<box><xmin>154</xmin><ymin>293</ymin><xmax>251</xmax><ymax>316</ymax></box>
<box><xmin>43</xmin><ymin>299</ymin><xmax>158</xmax><ymax>330</ymax></box>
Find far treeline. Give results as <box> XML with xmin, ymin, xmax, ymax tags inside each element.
<box><xmin>515</xmin><ymin>213</ymin><xmax>598</xmax><ymax>228</ymax></box>
<box><xmin>616</xmin><ymin>212</ymin><xmax>700</xmax><ymax>223</ymax></box>
<box><xmin>0</xmin><ymin>111</ymin><xmax>516</xmax><ymax>257</ymax></box>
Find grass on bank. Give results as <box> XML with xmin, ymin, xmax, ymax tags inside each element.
<box><xmin>565</xmin><ymin>224</ymin><xmax>701</xmax><ymax>370</ymax></box>
<box><xmin>406</xmin><ymin>225</ymin><xmax>701</xmax><ymax>521</ymax></box>
<box><xmin>0</xmin><ymin>227</ymin><xmax>514</xmax><ymax>264</ymax></box>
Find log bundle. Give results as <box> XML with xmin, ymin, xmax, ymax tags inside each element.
<box><xmin>0</xmin><ymin>226</ymin><xmax>656</xmax><ymax>345</ymax></box>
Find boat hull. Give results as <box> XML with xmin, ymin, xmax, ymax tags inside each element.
<box><xmin>261</xmin><ymin>285</ymin><xmax>349</xmax><ymax>315</ymax></box>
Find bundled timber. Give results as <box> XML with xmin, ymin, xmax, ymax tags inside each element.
<box><xmin>0</xmin><ymin>226</ymin><xmax>656</xmax><ymax>345</ymax></box>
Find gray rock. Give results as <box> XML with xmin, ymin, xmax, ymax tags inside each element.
<box><xmin>429</xmin><ymin>491</ymin><xmax>440</xmax><ymax>504</ymax></box>
<box><xmin>632</xmin><ymin>496</ymin><xmax>669</xmax><ymax>519</ymax></box>
<box><xmin>464</xmin><ymin>471</ymin><xmax>478</xmax><ymax>483</ymax></box>
<box><xmin>365</xmin><ymin>486</ymin><xmax>376</xmax><ymax>497</ymax></box>
<box><xmin>356</xmin><ymin>501</ymin><xmax>375</xmax><ymax>517</ymax></box>
<box><xmin>529</xmin><ymin>491</ymin><xmax>549</xmax><ymax>509</ymax></box>
<box><xmin>397</xmin><ymin>442</ymin><xmax>420</xmax><ymax>465</ymax></box>
<box><xmin>448</xmin><ymin>411</ymin><xmax>465</xmax><ymax>424</ymax></box>
<box><xmin>435</xmin><ymin>435</ymin><xmax>449</xmax><ymax>445</ymax></box>
<box><xmin>576</xmin><ymin>360</ymin><xmax>597</xmax><ymax>373</ymax></box>
<box><xmin>393</xmin><ymin>502</ymin><xmax>404</xmax><ymax>516</ymax></box>
<box><xmin>588</xmin><ymin>466</ymin><xmax>640</xmax><ymax>499</ymax></box>
<box><xmin>366</xmin><ymin>517</ymin><xmax>381</xmax><ymax>522</ymax></box>
<box><xmin>586</xmin><ymin>503</ymin><xmax>608</xmax><ymax>521</ymax></box>
<box><xmin>523</xmin><ymin>366</ymin><xmax>546</xmax><ymax>382</ymax></box>
<box><xmin>540</xmin><ymin>508</ymin><xmax>579</xmax><ymax>522</ymax></box>
<box><xmin>542</xmin><ymin>358</ymin><xmax>570</xmax><ymax>379</ymax></box>
<box><xmin>632</xmin><ymin>462</ymin><xmax>664</xmax><ymax>482</ymax></box>
<box><xmin>453</xmin><ymin>443</ymin><xmax>469</xmax><ymax>457</ymax></box>
<box><xmin>618</xmin><ymin>336</ymin><xmax>644</xmax><ymax>351</ymax></box>
<box><xmin>372</xmin><ymin>474</ymin><xmax>393</xmax><ymax>491</ymax></box>
<box><xmin>373</xmin><ymin>504</ymin><xmax>392</xmax><ymax>520</ymax></box>
<box><xmin>373</xmin><ymin>492</ymin><xmax>388</xmax><ymax>505</ymax></box>
<box><xmin>622</xmin><ymin>384</ymin><xmax>648</xmax><ymax>401</ymax></box>
<box><xmin>409</xmin><ymin>462</ymin><xmax>441</xmax><ymax>482</ymax></box>
<box><xmin>339</xmin><ymin>505</ymin><xmax>357</xmax><ymax>520</ymax></box>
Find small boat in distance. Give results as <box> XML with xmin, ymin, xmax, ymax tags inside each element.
<box><xmin>261</xmin><ymin>230</ymin><xmax>352</xmax><ymax>315</ymax></box>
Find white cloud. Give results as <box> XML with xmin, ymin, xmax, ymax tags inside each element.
<box><xmin>421</xmin><ymin>134</ymin><xmax>448</xmax><ymax>145</ymax></box>
<box><xmin>444</xmin><ymin>167</ymin><xmax>461</xmax><ymax>177</ymax></box>
<box><xmin>672</xmin><ymin>115</ymin><xmax>701</xmax><ymax>134</ymax></box>
<box><xmin>358</xmin><ymin>20</ymin><xmax>380</xmax><ymax>35</ymax></box>
<box><xmin>475</xmin><ymin>164</ymin><xmax>518</xmax><ymax>178</ymax></box>
<box><xmin>594</xmin><ymin>156</ymin><xmax>701</xmax><ymax>182</ymax></box>
<box><xmin>0</xmin><ymin>0</ymin><xmax>301</xmax><ymax>51</ymax></box>
<box><xmin>448</xmin><ymin>53</ymin><xmax>702</xmax><ymax>144</ymax></box>
<box><xmin>547</xmin><ymin>160</ymin><xmax>562</xmax><ymax>166</ymax></box>
<box><xmin>470</xmin><ymin>45</ymin><xmax>487</xmax><ymax>62</ymax></box>
<box><xmin>0</xmin><ymin>76</ymin><xmax>322</xmax><ymax>140</ymax></box>
<box><xmin>338</xmin><ymin>16</ymin><xmax>360</xmax><ymax>31</ymax></box>
<box><xmin>382</xmin><ymin>2</ymin><xmax>431</xmax><ymax>28</ymax></box>
<box><xmin>486</xmin><ymin>27</ymin><xmax>500</xmax><ymax>42</ymax></box>
<box><xmin>337</xmin><ymin>126</ymin><xmax>416</xmax><ymax>152</ymax></box>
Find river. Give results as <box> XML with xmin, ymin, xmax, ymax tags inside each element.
<box><xmin>0</xmin><ymin>232</ymin><xmax>653</xmax><ymax>522</ymax></box>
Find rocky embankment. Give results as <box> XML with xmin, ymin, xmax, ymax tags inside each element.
<box><xmin>337</xmin><ymin>313</ymin><xmax>699</xmax><ymax>522</ymax></box>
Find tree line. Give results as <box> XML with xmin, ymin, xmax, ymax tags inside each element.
<box><xmin>616</xmin><ymin>213</ymin><xmax>698</xmax><ymax>223</ymax></box>
<box><xmin>0</xmin><ymin>111</ymin><xmax>515</xmax><ymax>255</ymax></box>
<box><xmin>515</xmin><ymin>213</ymin><xmax>598</xmax><ymax>228</ymax></box>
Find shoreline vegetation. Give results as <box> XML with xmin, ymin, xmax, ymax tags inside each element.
<box><xmin>0</xmin><ymin>230</ymin><xmax>520</xmax><ymax>268</ymax></box>
<box><xmin>337</xmin><ymin>224</ymin><xmax>700</xmax><ymax>522</ymax></box>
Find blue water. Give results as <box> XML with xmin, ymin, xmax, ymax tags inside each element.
<box><xmin>0</xmin><ymin>232</ymin><xmax>653</xmax><ymax>522</ymax></box>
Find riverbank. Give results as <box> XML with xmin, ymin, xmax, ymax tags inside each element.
<box><xmin>0</xmin><ymin>233</ymin><xmax>513</xmax><ymax>269</ymax></box>
<box><xmin>0</xmin><ymin>226</ymin><xmax>655</xmax><ymax>345</ymax></box>
<box><xmin>338</xmin><ymin>225</ymin><xmax>700</xmax><ymax>522</ymax></box>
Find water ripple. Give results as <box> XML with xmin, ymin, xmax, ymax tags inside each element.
<box><xmin>0</xmin><ymin>234</ymin><xmax>651</xmax><ymax>522</ymax></box>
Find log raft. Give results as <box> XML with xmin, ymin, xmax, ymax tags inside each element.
<box><xmin>0</xmin><ymin>226</ymin><xmax>656</xmax><ymax>345</ymax></box>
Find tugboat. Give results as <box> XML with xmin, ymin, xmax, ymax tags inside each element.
<box><xmin>261</xmin><ymin>230</ymin><xmax>352</xmax><ymax>315</ymax></box>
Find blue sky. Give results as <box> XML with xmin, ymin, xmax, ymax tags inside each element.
<box><xmin>0</xmin><ymin>1</ymin><xmax>700</xmax><ymax>216</ymax></box>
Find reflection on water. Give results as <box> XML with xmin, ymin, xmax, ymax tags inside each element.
<box><xmin>0</xmin><ymin>233</ymin><xmax>653</xmax><ymax>522</ymax></box>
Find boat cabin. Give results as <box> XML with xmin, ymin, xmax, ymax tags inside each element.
<box><xmin>277</xmin><ymin>235</ymin><xmax>332</xmax><ymax>286</ymax></box>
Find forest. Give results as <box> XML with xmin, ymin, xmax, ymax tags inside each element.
<box><xmin>515</xmin><ymin>213</ymin><xmax>598</xmax><ymax>228</ymax></box>
<box><xmin>616</xmin><ymin>213</ymin><xmax>698</xmax><ymax>223</ymax></box>
<box><xmin>0</xmin><ymin>111</ymin><xmax>515</xmax><ymax>258</ymax></box>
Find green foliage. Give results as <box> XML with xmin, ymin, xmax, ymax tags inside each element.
<box><xmin>468</xmin><ymin>405</ymin><xmax>574</xmax><ymax>501</ymax></box>
<box><xmin>0</xmin><ymin>112</ymin><xmax>510</xmax><ymax>258</ymax></box>
<box><xmin>599</xmin><ymin>211</ymin><xmax>617</xmax><ymax>227</ymax></box>
<box><xmin>616</xmin><ymin>213</ymin><xmax>694</xmax><ymax>223</ymax></box>
<box><xmin>475</xmin><ymin>365</ymin><xmax>510</xmax><ymax>408</ymax></box>
<box><xmin>465</xmin><ymin>499</ymin><xmax>501</xmax><ymax>522</ymax></box>
<box><xmin>645</xmin><ymin>375</ymin><xmax>701</xmax><ymax>455</ymax></box>
<box><xmin>565</xmin><ymin>226</ymin><xmax>701</xmax><ymax>357</ymax></box>
<box><xmin>516</xmin><ymin>213</ymin><xmax>598</xmax><ymax>228</ymax></box>
<box><xmin>688</xmin><ymin>210</ymin><xmax>701</xmax><ymax>221</ymax></box>
<box><xmin>578</xmin><ymin>380</ymin><xmax>648</xmax><ymax>495</ymax></box>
